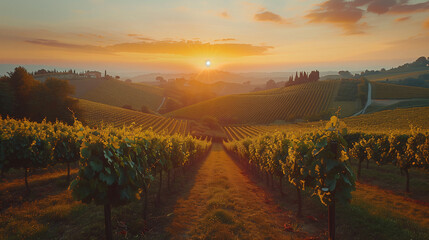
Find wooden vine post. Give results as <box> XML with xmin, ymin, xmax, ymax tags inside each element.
<box><xmin>104</xmin><ymin>204</ymin><xmax>113</xmax><ymax>240</ymax></box>
<box><xmin>328</xmin><ymin>140</ymin><xmax>338</xmax><ymax>240</ymax></box>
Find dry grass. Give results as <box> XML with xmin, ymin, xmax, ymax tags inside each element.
<box><xmin>167</xmin><ymin>143</ymin><xmax>309</xmax><ymax>240</ymax></box>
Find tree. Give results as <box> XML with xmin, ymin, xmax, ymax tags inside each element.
<box><xmin>338</xmin><ymin>71</ymin><xmax>353</xmax><ymax>79</ymax></box>
<box><xmin>8</xmin><ymin>67</ymin><xmax>39</xmax><ymax>118</ymax></box>
<box><xmin>266</xmin><ymin>79</ymin><xmax>276</xmax><ymax>89</ymax></box>
<box><xmin>125</xmin><ymin>79</ymin><xmax>132</xmax><ymax>83</ymax></box>
<box><xmin>156</xmin><ymin>76</ymin><xmax>166</xmax><ymax>84</ymax></box>
<box><xmin>28</xmin><ymin>78</ymin><xmax>79</xmax><ymax>124</ymax></box>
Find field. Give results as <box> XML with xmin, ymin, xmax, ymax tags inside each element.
<box><xmin>372</xmin><ymin>82</ymin><xmax>429</xmax><ymax>99</ymax></box>
<box><xmin>78</xmin><ymin>99</ymin><xmax>189</xmax><ymax>135</ymax></box>
<box><xmin>167</xmin><ymin>80</ymin><xmax>340</xmax><ymax>124</ymax></box>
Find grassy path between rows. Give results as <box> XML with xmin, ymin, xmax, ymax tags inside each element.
<box><xmin>166</xmin><ymin>143</ymin><xmax>313</xmax><ymax>240</ymax></box>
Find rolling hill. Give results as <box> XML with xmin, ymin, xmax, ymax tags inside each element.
<box><xmin>371</xmin><ymin>82</ymin><xmax>429</xmax><ymax>99</ymax></box>
<box><xmin>222</xmin><ymin>106</ymin><xmax>429</xmax><ymax>141</ymax></box>
<box><xmin>366</xmin><ymin>69</ymin><xmax>429</xmax><ymax>82</ymax></box>
<box><xmin>77</xmin><ymin>99</ymin><xmax>189</xmax><ymax>134</ymax></box>
<box><xmin>67</xmin><ymin>78</ymin><xmax>164</xmax><ymax>111</ymax></box>
<box><xmin>166</xmin><ymin>80</ymin><xmax>341</xmax><ymax>124</ymax></box>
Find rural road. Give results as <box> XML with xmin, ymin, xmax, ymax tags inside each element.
<box><xmin>157</xmin><ymin>97</ymin><xmax>166</xmax><ymax>112</ymax></box>
<box><xmin>166</xmin><ymin>143</ymin><xmax>308</xmax><ymax>239</ymax></box>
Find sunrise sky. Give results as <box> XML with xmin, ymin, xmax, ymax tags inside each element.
<box><xmin>1</xmin><ymin>0</ymin><xmax>428</xmax><ymax>74</ymax></box>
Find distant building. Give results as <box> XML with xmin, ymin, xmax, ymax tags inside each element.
<box><xmin>85</xmin><ymin>71</ymin><xmax>102</xmax><ymax>79</ymax></box>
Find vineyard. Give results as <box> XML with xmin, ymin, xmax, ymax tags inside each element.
<box><xmin>224</xmin><ymin>116</ymin><xmax>429</xmax><ymax>239</ymax></box>
<box><xmin>0</xmin><ymin>116</ymin><xmax>211</xmax><ymax>239</ymax></box>
<box><xmin>371</xmin><ymin>82</ymin><xmax>429</xmax><ymax>99</ymax></box>
<box><xmin>79</xmin><ymin>99</ymin><xmax>190</xmax><ymax>135</ymax></box>
<box><xmin>167</xmin><ymin>80</ymin><xmax>340</xmax><ymax>124</ymax></box>
<box><xmin>223</xmin><ymin>106</ymin><xmax>429</xmax><ymax>141</ymax></box>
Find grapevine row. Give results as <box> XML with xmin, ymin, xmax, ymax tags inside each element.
<box><xmin>224</xmin><ymin>116</ymin><xmax>354</xmax><ymax>239</ymax></box>
<box><xmin>79</xmin><ymin>99</ymin><xmax>190</xmax><ymax>135</ymax></box>
<box><xmin>0</xmin><ymin>116</ymin><xmax>211</xmax><ymax>239</ymax></box>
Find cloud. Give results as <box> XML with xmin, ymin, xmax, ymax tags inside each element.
<box><xmin>305</xmin><ymin>0</ymin><xmax>366</xmax><ymax>34</ymax></box>
<box><xmin>25</xmin><ymin>38</ymin><xmax>272</xmax><ymax>57</ymax></box>
<box><xmin>108</xmin><ymin>40</ymin><xmax>273</xmax><ymax>57</ymax></box>
<box><xmin>127</xmin><ymin>34</ymin><xmax>154</xmax><ymax>41</ymax></box>
<box><xmin>389</xmin><ymin>1</ymin><xmax>429</xmax><ymax>14</ymax></box>
<box><xmin>305</xmin><ymin>0</ymin><xmax>429</xmax><ymax>34</ymax></box>
<box><xmin>254</xmin><ymin>11</ymin><xmax>290</xmax><ymax>24</ymax></box>
<box><xmin>424</xmin><ymin>17</ymin><xmax>429</xmax><ymax>29</ymax></box>
<box><xmin>214</xmin><ymin>38</ymin><xmax>236</xmax><ymax>42</ymax></box>
<box><xmin>355</xmin><ymin>0</ymin><xmax>429</xmax><ymax>14</ymax></box>
<box><xmin>219</xmin><ymin>11</ymin><xmax>230</xmax><ymax>18</ymax></box>
<box><xmin>367</xmin><ymin>0</ymin><xmax>396</xmax><ymax>14</ymax></box>
<box><xmin>25</xmin><ymin>39</ymin><xmax>106</xmax><ymax>52</ymax></box>
<box><xmin>395</xmin><ymin>16</ymin><xmax>410</xmax><ymax>22</ymax></box>
<box><xmin>77</xmin><ymin>33</ymin><xmax>104</xmax><ymax>39</ymax></box>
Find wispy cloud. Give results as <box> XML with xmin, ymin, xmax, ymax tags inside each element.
<box><xmin>108</xmin><ymin>40</ymin><xmax>272</xmax><ymax>57</ymax></box>
<box><xmin>214</xmin><ymin>38</ymin><xmax>236</xmax><ymax>42</ymax></box>
<box><xmin>25</xmin><ymin>39</ymin><xmax>106</xmax><ymax>52</ymax></box>
<box><xmin>395</xmin><ymin>16</ymin><xmax>410</xmax><ymax>22</ymax></box>
<box><xmin>25</xmin><ymin>38</ymin><xmax>273</xmax><ymax>57</ymax></box>
<box><xmin>306</xmin><ymin>0</ymin><xmax>429</xmax><ymax>34</ymax></box>
<box><xmin>127</xmin><ymin>34</ymin><xmax>154</xmax><ymax>41</ymax></box>
<box><xmin>254</xmin><ymin>11</ymin><xmax>291</xmax><ymax>24</ymax></box>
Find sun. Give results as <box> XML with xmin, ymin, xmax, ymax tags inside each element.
<box><xmin>205</xmin><ymin>60</ymin><xmax>211</xmax><ymax>68</ymax></box>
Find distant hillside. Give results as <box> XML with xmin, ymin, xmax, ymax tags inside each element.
<box><xmin>68</xmin><ymin>78</ymin><xmax>164</xmax><ymax>111</ymax></box>
<box><xmin>372</xmin><ymin>82</ymin><xmax>429</xmax><ymax>99</ymax></box>
<box><xmin>366</xmin><ymin>69</ymin><xmax>429</xmax><ymax>82</ymax></box>
<box><xmin>343</xmin><ymin>106</ymin><xmax>429</xmax><ymax>133</ymax></box>
<box><xmin>131</xmin><ymin>70</ymin><xmax>255</xmax><ymax>84</ymax></box>
<box><xmin>166</xmin><ymin>80</ymin><xmax>341</xmax><ymax>124</ymax></box>
<box><xmin>78</xmin><ymin>99</ymin><xmax>189</xmax><ymax>134</ymax></box>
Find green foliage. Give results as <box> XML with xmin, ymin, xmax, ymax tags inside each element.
<box><xmin>0</xmin><ymin>116</ymin><xmax>211</xmax><ymax>206</ymax></box>
<box><xmin>224</xmin><ymin>116</ymin><xmax>355</xmax><ymax>207</ymax></box>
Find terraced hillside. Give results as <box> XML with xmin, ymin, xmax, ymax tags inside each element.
<box><xmin>223</xmin><ymin>106</ymin><xmax>429</xmax><ymax>141</ymax></box>
<box><xmin>167</xmin><ymin>80</ymin><xmax>340</xmax><ymax>124</ymax></box>
<box><xmin>78</xmin><ymin>99</ymin><xmax>189</xmax><ymax>135</ymax></box>
<box><xmin>372</xmin><ymin>82</ymin><xmax>429</xmax><ymax>99</ymax></box>
<box><xmin>68</xmin><ymin>78</ymin><xmax>164</xmax><ymax>111</ymax></box>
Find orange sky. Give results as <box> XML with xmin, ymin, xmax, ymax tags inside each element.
<box><xmin>0</xmin><ymin>0</ymin><xmax>428</xmax><ymax>74</ymax></box>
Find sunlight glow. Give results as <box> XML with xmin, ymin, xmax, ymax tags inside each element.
<box><xmin>205</xmin><ymin>60</ymin><xmax>211</xmax><ymax>68</ymax></box>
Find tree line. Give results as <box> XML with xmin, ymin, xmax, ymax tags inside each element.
<box><xmin>0</xmin><ymin>66</ymin><xmax>80</xmax><ymax>124</ymax></box>
<box><xmin>285</xmin><ymin>70</ymin><xmax>320</xmax><ymax>87</ymax></box>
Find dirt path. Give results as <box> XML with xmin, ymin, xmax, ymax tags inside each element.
<box><xmin>166</xmin><ymin>143</ymin><xmax>307</xmax><ymax>240</ymax></box>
